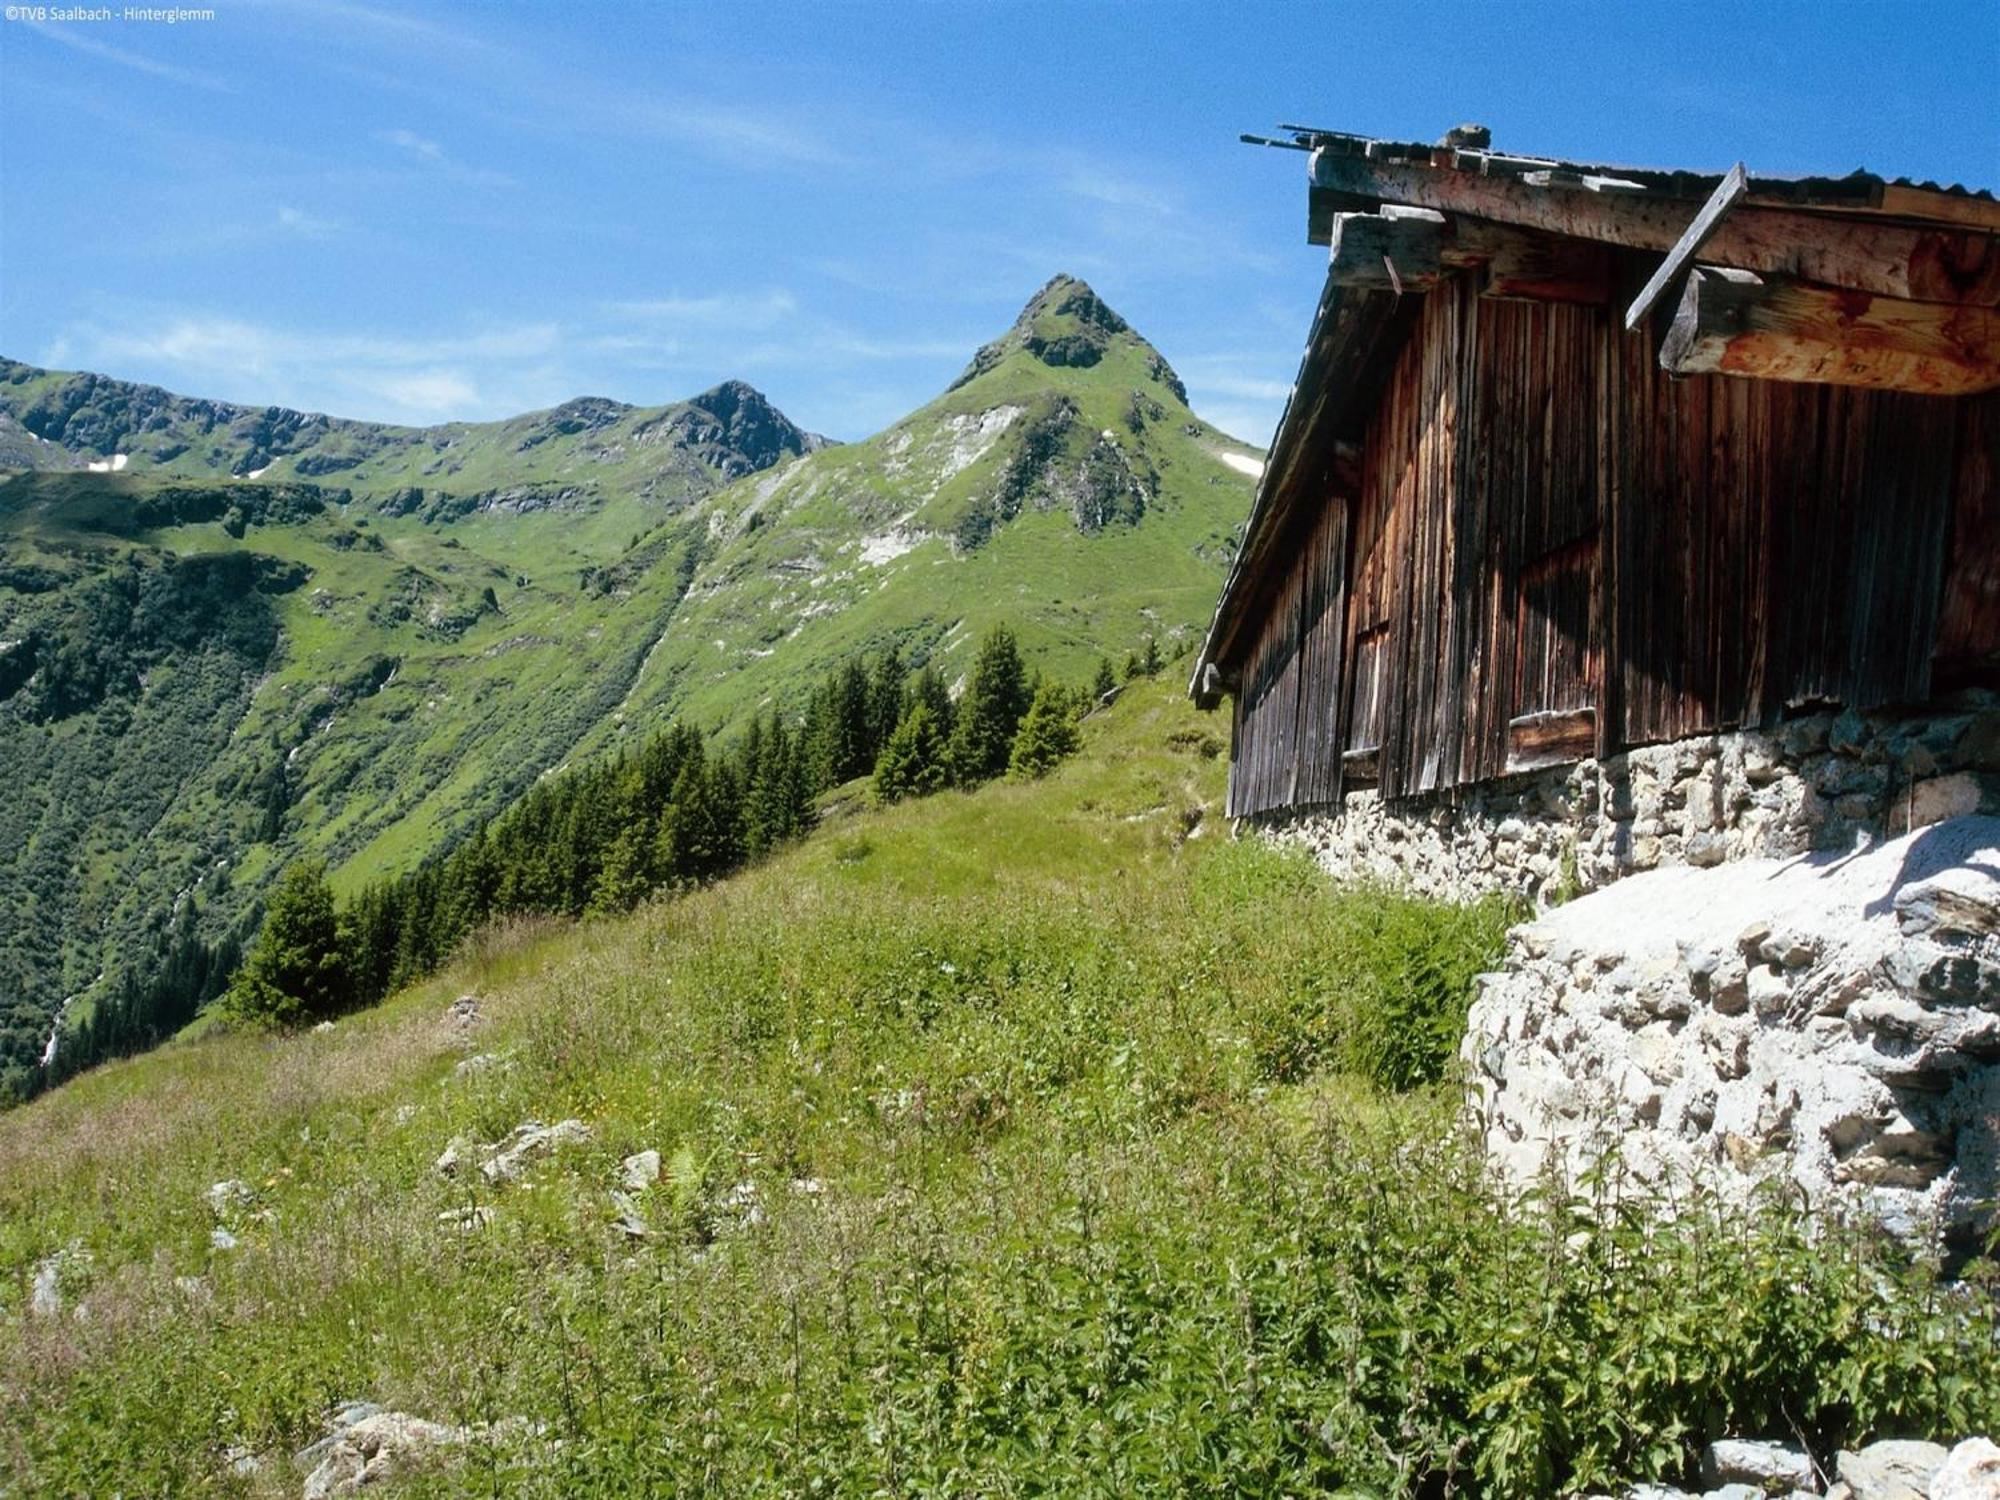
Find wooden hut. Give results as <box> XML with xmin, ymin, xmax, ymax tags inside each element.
<box><xmin>1192</xmin><ymin>127</ymin><xmax>2000</xmax><ymax>823</ymax></box>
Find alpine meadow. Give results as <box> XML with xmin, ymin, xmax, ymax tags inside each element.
<box><xmin>3</xmin><ymin>5</ymin><xmax>1998</xmax><ymax>1498</ymax></box>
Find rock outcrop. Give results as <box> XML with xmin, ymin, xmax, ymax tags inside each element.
<box><xmin>1463</xmin><ymin>816</ymin><xmax>2000</xmax><ymax>1247</ymax></box>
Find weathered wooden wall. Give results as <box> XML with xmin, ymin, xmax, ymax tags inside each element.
<box><xmin>1227</xmin><ymin>256</ymin><xmax>1999</xmax><ymax>819</ymax></box>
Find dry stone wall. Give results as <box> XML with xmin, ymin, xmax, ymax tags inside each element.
<box><xmin>1264</xmin><ymin>692</ymin><xmax>2000</xmax><ymax>911</ymax></box>
<box><xmin>1250</xmin><ymin>695</ymin><xmax>2000</xmax><ymax>1247</ymax></box>
<box><xmin>1461</xmin><ymin>816</ymin><xmax>2000</xmax><ymax>1249</ymax></box>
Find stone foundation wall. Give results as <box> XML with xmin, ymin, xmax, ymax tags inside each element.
<box><xmin>1459</xmin><ymin>818</ymin><xmax>2000</xmax><ymax>1249</ymax></box>
<box><xmin>1263</xmin><ymin>692</ymin><xmax>2000</xmax><ymax>910</ymax></box>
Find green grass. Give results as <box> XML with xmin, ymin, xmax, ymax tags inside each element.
<box><xmin>1</xmin><ymin>683</ymin><xmax>1991</xmax><ymax>1497</ymax></box>
<box><xmin>1</xmin><ymin>285</ymin><xmax>1260</xmax><ymax>1078</ymax></box>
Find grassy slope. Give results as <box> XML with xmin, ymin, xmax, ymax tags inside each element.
<box><xmin>0</xmin><ymin>282</ymin><xmax>1260</xmax><ymax>1069</ymax></box>
<box><xmin>0</xmin><ymin>472</ymin><xmax>710</xmax><ymax>1076</ymax></box>
<box><xmin>1</xmin><ymin>684</ymin><xmax>1990</xmax><ymax>1497</ymax></box>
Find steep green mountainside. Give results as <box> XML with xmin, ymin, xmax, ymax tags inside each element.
<box><xmin>0</xmin><ymin>276</ymin><xmax>1260</xmax><ymax>1093</ymax></box>
<box><xmin>581</xmin><ymin>274</ymin><xmax>1263</xmax><ymax>735</ymax></box>
<box><xmin>0</xmin><ymin>360</ymin><xmax>829</xmax><ymax>565</ymax></box>
<box><xmin>0</xmin><ymin>685</ymin><xmax>1986</xmax><ymax>1496</ymax></box>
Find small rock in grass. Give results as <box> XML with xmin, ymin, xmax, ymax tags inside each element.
<box><xmin>206</xmin><ymin>1179</ymin><xmax>255</xmax><ymax>1217</ymax></box>
<box><xmin>480</xmin><ymin>1119</ymin><xmax>591</xmax><ymax>1184</ymax></box>
<box><xmin>620</xmin><ymin>1149</ymin><xmax>661</xmax><ymax>1192</ymax></box>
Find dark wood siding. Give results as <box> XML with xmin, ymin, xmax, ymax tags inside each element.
<box><xmin>1226</xmin><ymin>253</ymin><xmax>1996</xmax><ymax>817</ymax></box>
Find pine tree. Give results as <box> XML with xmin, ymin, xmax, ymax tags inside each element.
<box><xmin>867</xmin><ymin>647</ymin><xmax>907</xmax><ymax>756</ymax></box>
<box><xmin>587</xmin><ymin>819</ymin><xmax>654</xmax><ymax>916</ymax></box>
<box><xmin>946</xmin><ymin>626</ymin><xmax>1032</xmax><ymax>786</ymax></box>
<box><xmin>1123</xmin><ymin>650</ymin><xmax>1143</xmax><ymax>681</ymax></box>
<box><xmin>873</xmin><ymin>700</ymin><xmax>949</xmax><ymax>804</ymax></box>
<box><xmin>221</xmin><ymin>860</ymin><xmax>348</xmax><ymax>1027</ymax></box>
<box><xmin>1008</xmin><ymin>681</ymin><xmax>1083</xmax><ymax>779</ymax></box>
<box><xmin>656</xmin><ymin>752</ymin><xmax>740</xmax><ymax>886</ymax></box>
<box><xmin>1091</xmin><ymin>657</ymin><xmax>1116</xmax><ymax>701</ymax></box>
<box><xmin>911</xmin><ymin>665</ymin><xmax>954</xmax><ymax>740</ymax></box>
<box><xmin>1143</xmin><ymin>635</ymin><xmax>1162</xmax><ymax>675</ymax></box>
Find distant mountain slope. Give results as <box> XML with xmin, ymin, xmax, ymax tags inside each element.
<box><xmin>0</xmin><ymin>276</ymin><xmax>1259</xmax><ymax>1094</ymax></box>
<box><xmin>0</xmin><ymin>359</ymin><xmax>829</xmax><ymax>563</ymax></box>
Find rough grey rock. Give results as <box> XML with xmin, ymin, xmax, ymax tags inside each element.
<box><xmin>299</xmin><ymin>1409</ymin><xmax>468</xmax><ymax>1499</ymax></box>
<box><xmin>1931</xmin><ymin>1437</ymin><xmax>2000</xmax><ymax>1499</ymax></box>
<box><xmin>1835</xmin><ymin>1439</ymin><xmax>1947</xmax><ymax>1499</ymax></box>
<box><xmin>206</xmin><ymin>1179</ymin><xmax>255</xmax><ymax>1217</ymax></box>
<box><xmin>480</xmin><ymin>1119</ymin><xmax>591</xmax><ymax>1184</ymax></box>
<box><xmin>1266</xmin><ymin>700</ymin><xmax>1999</xmax><ymax>914</ymax></box>
<box><xmin>620</xmin><ymin>1149</ymin><xmax>661</xmax><ymax>1192</ymax></box>
<box><xmin>1702</xmin><ymin>1438</ymin><xmax>1817</xmax><ymax>1491</ymax></box>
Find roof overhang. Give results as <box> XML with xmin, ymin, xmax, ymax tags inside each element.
<box><xmin>1190</xmin><ymin>127</ymin><xmax>2000</xmax><ymax>710</ymax></box>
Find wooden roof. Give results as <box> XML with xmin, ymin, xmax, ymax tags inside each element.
<box><xmin>1190</xmin><ymin>126</ymin><xmax>2000</xmax><ymax>708</ymax></box>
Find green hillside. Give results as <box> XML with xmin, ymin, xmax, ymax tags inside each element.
<box><xmin>589</xmin><ymin>274</ymin><xmax>1263</xmax><ymax>735</ymax></box>
<box><xmin>0</xmin><ymin>361</ymin><xmax>829</xmax><ymax>566</ymax></box>
<box><xmin>0</xmin><ymin>276</ymin><xmax>1260</xmax><ymax>1095</ymax></box>
<box><xmin>1</xmin><ymin>683</ymin><xmax>1986</xmax><ymax>1497</ymax></box>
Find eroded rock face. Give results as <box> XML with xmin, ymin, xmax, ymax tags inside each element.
<box><xmin>1461</xmin><ymin>816</ymin><xmax>2000</xmax><ymax>1248</ymax></box>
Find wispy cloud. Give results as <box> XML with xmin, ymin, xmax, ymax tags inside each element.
<box><xmin>48</xmin><ymin>313</ymin><xmax>566</xmax><ymax>424</ymax></box>
<box><xmin>374</xmin><ymin>126</ymin><xmax>515</xmax><ymax>187</ymax></box>
<box><xmin>275</xmin><ymin>205</ymin><xmax>341</xmax><ymax>240</ymax></box>
<box><xmin>378</xmin><ymin>127</ymin><xmax>445</xmax><ymax>163</ymax></box>
<box><xmin>603</xmin><ymin>290</ymin><xmax>801</xmax><ymax>329</ymax></box>
<box><xmin>24</xmin><ymin>18</ymin><xmax>232</xmax><ymax>92</ymax></box>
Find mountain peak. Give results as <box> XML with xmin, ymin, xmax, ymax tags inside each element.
<box><xmin>676</xmin><ymin>379</ymin><xmax>832</xmax><ymax>472</ymax></box>
<box><xmin>946</xmin><ymin>275</ymin><xmax>1188</xmax><ymax>406</ymax></box>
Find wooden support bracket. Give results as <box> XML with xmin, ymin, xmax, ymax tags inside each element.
<box><xmin>1625</xmin><ymin>162</ymin><xmax>1749</xmax><ymax>332</ymax></box>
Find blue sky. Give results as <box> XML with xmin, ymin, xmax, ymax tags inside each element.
<box><xmin>2</xmin><ymin>1</ymin><xmax>1995</xmax><ymax>445</ymax></box>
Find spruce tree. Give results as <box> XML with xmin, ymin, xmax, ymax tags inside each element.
<box><xmin>221</xmin><ymin>860</ymin><xmax>348</xmax><ymax>1027</ymax></box>
<box><xmin>1143</xmin><ymin>634</ymin><xmax>1162</xmax><ymax>675</ymax></box>
<box><xmin>1123</xmin><ymin>650</ymin><xmax>1142</xmax><ymax>682</ymax></box>
<box><xmin>911</xmin><ymin>665</ymin><xmax>954</xmax><ymax>740</ymax></box>
<box><xmin>873</xmin><ymin>700</ymin><xmax>949</xmax><ymax>803</ymax></box>
<box><xmin>868</xmin><ymin>646</ymin><xmax>907</xmax><ymax>756</ymax></box>
<box><xmin>1008</xmin><ymin>681</ymin><xmax>1083</xmax><ymax>779</ymax></box>
<box><xmin>1091</xmin><ymin>657</ymin><xmax>1116</xmax><ymax>701</ymax></box>
<box><xmin>946</xmin><ymin>626</ymin><xmax>1032</xmax><ymax>786</ymax></box>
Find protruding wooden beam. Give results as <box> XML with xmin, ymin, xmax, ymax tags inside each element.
<box><xmin>1660</xmin><ymin>267</ymin><xmax>2000</xmax><ymax>395</ymax></box>
<box><xmin>1624</xmin><ymin>162</ymin><xmax>1748</xmax><ymax>331</ymax></box>
<box><xmin>1455</xmin><ymin>220</ymin><xmax>1612</xmax><ymax>304</ymax></box>
<box><xmin>1328</xmin><ymin>208</ymin><xmax>1446</xmax><ymax>292</ymax></box>
<box><xmin>1309</xmin><ymin>149</ymin><xmax>2000</xmax><ymax>306</ymax></box>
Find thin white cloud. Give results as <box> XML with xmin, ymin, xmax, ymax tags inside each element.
<box><xmin>604</xmin><ymin>290</ymin><xmax>800</xmax><ymax>329</ymax></box>
<box><xmin>23</xmin><ymin>17</ymin><xmax>232</xmax><ymax>93</ymax></box>
<box><xmin>373</xmin><ymin>127</ymin><xmax>514</xmax><ymax>187</ymax></box>
<box><xmin>47</xmin><ymin>313</ymin><xmax>567</xmax><ymax>424</ymax></box>
<box><xmin>275</xmin><ymin>205</ymin><xmax>341</xmax><ymax>239</ymax></box>
<box><xmin>378</xmin><ymin>128</ymin><xmax>445</xmax><ymax>163</ymax></box>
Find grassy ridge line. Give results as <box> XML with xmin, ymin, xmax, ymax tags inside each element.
<box><xmin>2</xmin><ymin>682</ymin><xmax>1992</xmax><ymax>1496</ymax></box>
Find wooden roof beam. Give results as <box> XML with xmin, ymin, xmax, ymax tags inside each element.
<box><xmin>1660</xmin><ymin>267</ymin><xmax>2000</xmax><ymax>395</ymax></box>
<box><xmin>1309</xmin><ymin>149</ymin><xmax>2000</xmax><ymax>306</ymax></box>
<box><xmin>1328</xmin><ymin>208</ymin><xmax>1447</xmax><ymax>292</ymax></box>
<box><xmin>1331</xmin><ymin>208</ymin><xmax>1614</xmax><ymax>305</ymax></box>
